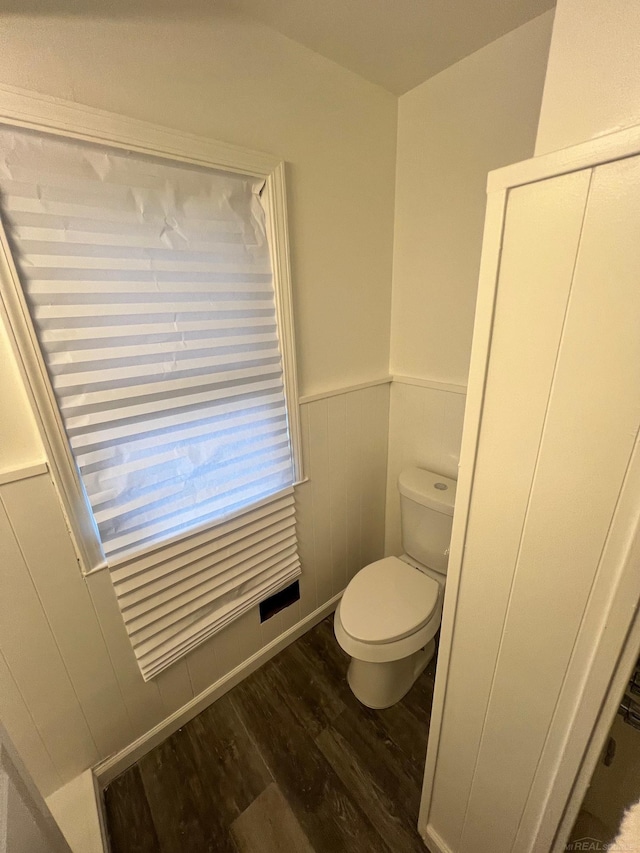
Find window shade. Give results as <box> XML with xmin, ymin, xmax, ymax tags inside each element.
<box><xmin>111</xmin><ymin>489</ymin><xmax>299</xmax><ymax>679</ymax></box>
<box><xmin>0</xmin><ymin>125</ymin><xmax>300</xmax><ymax>679</ymax></box>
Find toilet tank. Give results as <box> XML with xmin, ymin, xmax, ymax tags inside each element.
<box><xmin>398</xmin><ymin>468</ymin><xmax>456</xmax><ymax>575</ymax></box>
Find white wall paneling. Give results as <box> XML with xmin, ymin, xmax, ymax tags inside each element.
<box><xmin>420</xmin><ymin>125</ymin><xmax>640</xmax><ymax>853</ymax></box>
<box><xmin>293</xmin><ymin>403</ymin><xmax>317</xmax><ymax>621</ymax></box>
<box><xmin>154</xmin><ymin>663</ymin><xmax>194</xmax><ymax>719</ymax></box>
<box><xmin>84</xmin><ymin>570</ymin><xmax>167</xmax><ymax>748</ymax></box>
<box><xmin>0</xmin><ymin>381</ymin><xmax>389</xmax><ymax>796</ymax></box>
<box><xmin>385</xmin><ymin>379</ymin><xmax>466</xmax><ymax>556</ymax></box>
<box><xmin>345</xmin><ymin>391</ymin><xmax>366</xmax><ymax>579</ymax></box>
<box><xmin>307</xmin><ymin>398</ymin><xmax>333</xmax><ymax>606</ymax></box>
<box><xmin>259</xmin><ymin>597</ymin><xmax>303</xmax><ymax>647</ymax></box>
<box><xmin>360</xmin><ymin>384</ymin><xmax>389</xmax><ymax>567</ymax></box>
<box><xmin>0</xmin><ymin>720</ymin><xmax>72</xmax><ymax>853</ymax></box>
<box><xmin>1</xmin><ymin>475</ymin><xmax>132</xmax><ymax>761</ymax></box>
<box><xmin>0</xmin><ymin>493</ymin><xmax>100</xmax><ymax>786</ymax></box>
<box><xmin>0</xmin><ymin>651</ymin><xmax>60</xmax><ymax>797</ymax></box>
<box><xmin>327</xmin><ymin>394</ymin><xmax>349</xmax><ymax>593</ymax></box>
<box><xmin>427</xmin><ymin>168</ymin><xmax>591</xmax><ymax>848</ymax></box>
<box><xmin>442</xmin><ymin>168</ymin><xmax>593</xmax><ymax>851</ymax></box>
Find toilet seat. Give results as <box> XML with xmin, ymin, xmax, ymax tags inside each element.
<box><xmin>339</xmin><ymin>556</ymin><xmax>440</xmax><ymax>644</ymax></box>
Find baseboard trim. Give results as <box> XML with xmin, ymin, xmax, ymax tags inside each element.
<box><xmin>93</xmin><ymin>593</ymin><xmax>342</xmax><ymax>787</ymax></box>
<box><xmin>421</xmin><ymin>824</ymin><xmax>453</xmax><ymax>853</ymax></box>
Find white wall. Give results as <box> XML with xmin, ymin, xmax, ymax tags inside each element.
<box><xmin>0</xmin><ymin>10</ymin><xmax>396</xmax><ymax>411</ymax></box>
<box><xmin>385</xmin><ymin>12</ymin><xmax>553</xmax><ymax>553</ymax></box>
<box><xmin>385</xmin><ymin>381</ymin><xmax>465</xmax><ymax>556</ymax></box>
<box><xmin>0</xmin><ymin>387</ymin><xmax>388</xmax><ymax>797</ymax></box>
<box><xmin>536</xmin><ymin>0</ymin><xmax>640</xmax><ymax>156</ymax></box>
<box><xmin>0</xmin><ymin>325</ymin><xmax>42</xmax><ymax>471</ymax></box>
<box><xmin>389</xmin><ymin>10</ymin><xmax>554</xmax><ymax>388</ymax></box>
<box><xmin>0</xmin><ymin>10</ymin><xmax>394</xmax><ymax>795</ymax></box>
<box><xmin>0</xmin><ymin>1</ymin><xmax>562</xmax><ymax>800</ymax></box>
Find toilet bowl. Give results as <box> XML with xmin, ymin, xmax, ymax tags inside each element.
<box><xmin>334</xmin><ymin>467</ymin><xmax>455</xmax><ymax>709</ymax></box>
<box><xmin>334</xmin><ymin>556</ymin><xmax>443</xmax><ymax>708</ymax></box>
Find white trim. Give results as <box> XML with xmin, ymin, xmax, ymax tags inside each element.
<box><xmin>0</xmin><ymin>83</ymin><xmax>278</xmax><ymax>177</ymax></box>
<box><xmin>93</xmin><ymin>592</ymin><xmax>342</xmax><ymax>787</ymax></box>
<box><xmin>46</xmin><ymin>770</ymin><xmax>106</xmax><ymax>853</ymax></box>
<box><xmin>298</xmin><ymin>376</ymin><xmax>392</xmax><ymax>405</ymax></box>
<box><xmin>551</xmin><ymin>602</ymin><xmax>640</xmax><ymax>853</ymax></box>
<box><xmin>419</xmin><ymin>189</ymin><xmax>508</xmax><ymax>833</ymax></box>
<box><xmin>0</xmin><ymin>84</ymin><xmax>301</xmax><ymax>575</ymax></box>
<box><xmin>487</xmin><ymin>122</ymin><xmax>640</xmax><ymax>193</ymax></box>
<box><xmin>392</xmin><ymin>375</ymin><xmax>467</xmax><ymax>395</ymax></box>
<box><xmin>263</xmin><ymin>161</ymin><xmax>303</xmax><ymax>482</ymax></box>
<box><xmin>0</xmin><ymin>216</ymin><xmax>104</xmax><ymax>571</ymax></box>
<box><xmin>422</xmin><ymin>824</ymin><xmax>454</xmax><ymax>853</ymax></box>
<box><xmin>91</xmin><ymin>772</ymin><xmax>110</xmax><ymax>853</ymax></box>
<box><xmin>0</xmin><ymin>461</ymin><xmax>48</xmax><ymax>486</ymax></box>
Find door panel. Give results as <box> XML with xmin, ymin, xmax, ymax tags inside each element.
<box><xmin>459</xmin><ymin>153</ymin><xmax>640</xmax><ymax>852</ymax></box>
<box><xmin>430</xmin><ymin>168</ymin><xmax>592</xmax><ymax>849</ymax></box>
<box><xmin>429</xmin><ymin>154</ymin><xmax>640</xmax><ymax>853</ymax></box>
<box><xmin>0</xmin><ymin>721</ymin><xmax>71</xmax><ymax>853</ymax></box>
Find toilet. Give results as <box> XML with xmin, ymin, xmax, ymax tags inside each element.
<box><xmin>334</xmin><ymin>467</ymin><xmax>456</xmax><ymax>709</ymax></box>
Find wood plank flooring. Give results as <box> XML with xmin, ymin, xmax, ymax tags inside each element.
<box><xmin>103</xmin><ymin>615</ymin><xmax>436</xmax><ymax>853</ymax></box>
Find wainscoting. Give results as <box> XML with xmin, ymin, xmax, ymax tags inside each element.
<box><xmin>385</xmin><ymin>377</ymin><xmax>466</xmax><ymax>556</ymax></box>
<box><xmin>0</xmin><ymin>380</ymin><xmax>389</xmax><ymax>797</ymax></box>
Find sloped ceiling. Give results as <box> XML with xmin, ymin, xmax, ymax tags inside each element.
<box><xmin>221</xmin><ymin>0</ymin><xmax>555</xmax><ymax>94</ymax></box>
<box><xmin>0</xmin><ymin>0</ymin><xmax>555</xmax><ymax>94</ymax></box>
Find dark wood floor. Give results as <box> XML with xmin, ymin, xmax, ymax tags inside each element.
<box><xmin>103</xmin><ymin>615</ymin><xmax>436</xmax><ymax>853</ymax></box>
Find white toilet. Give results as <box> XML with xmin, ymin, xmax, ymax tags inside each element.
<box><xmin>334</xmin><ymin>467</ymin><xmax>456</xmax><ymax>709</ymax></box>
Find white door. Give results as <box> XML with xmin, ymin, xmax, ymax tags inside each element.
<box><xmin>420</xmin><ymin>152</ymin><xmax>640</xmax><ymax>853</ymax></box>
<box><xmin>0</xmin><ymin>722</ymin><xmax>71</xmax><ymax>853</ymax></box>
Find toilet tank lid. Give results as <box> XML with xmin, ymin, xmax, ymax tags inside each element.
<box><xmin>398</xmin><ymin>468</ymin><xmax>456</xmax><ymax>515</ymax></box>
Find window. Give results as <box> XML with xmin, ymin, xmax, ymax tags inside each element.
<box><xmin>0</xmin><ymin>93</ymin><xmax>302</xmax><ymax>679</ymax></box>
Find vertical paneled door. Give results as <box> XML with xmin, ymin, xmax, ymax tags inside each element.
<box><xmin>0</xmin><ymin>721</ymin><xmax>71</xmax><ymax>852</ymax></box>
<box><xmin>421</xmin><ymin>147</ymin><xmax>640</xmax><ymax>853</ymax></box>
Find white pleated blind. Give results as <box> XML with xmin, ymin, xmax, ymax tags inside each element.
<box><xmin>111</xmin><ymin>490</ymin><xmax>299</xmax><ymax>679</ymax></box>
<box><xmin>0</xmin><ymin>125</ymin><xmax>300</xmax><ymax>679</ymax></box>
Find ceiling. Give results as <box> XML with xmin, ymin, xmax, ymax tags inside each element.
<box><xmin>0</xmin><ymin>0</ymin><xmax>555</xmax><ymax>94</ymax></box>
<box><xmin>220</xmin><ymin>0</ymin><xmax>556</xmax><ymax>94</ymax></box>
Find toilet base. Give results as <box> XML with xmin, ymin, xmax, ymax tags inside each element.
<box><xmin>346</xmin><ymin>639</ymin><xmax>435</xmax><ymax>709</ymax></box>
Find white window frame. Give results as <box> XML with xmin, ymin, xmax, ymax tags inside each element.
<box><xmin>0</xmin><ymin>83</ymin><xmax>303</xmax><ymax>575</ymax></box>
